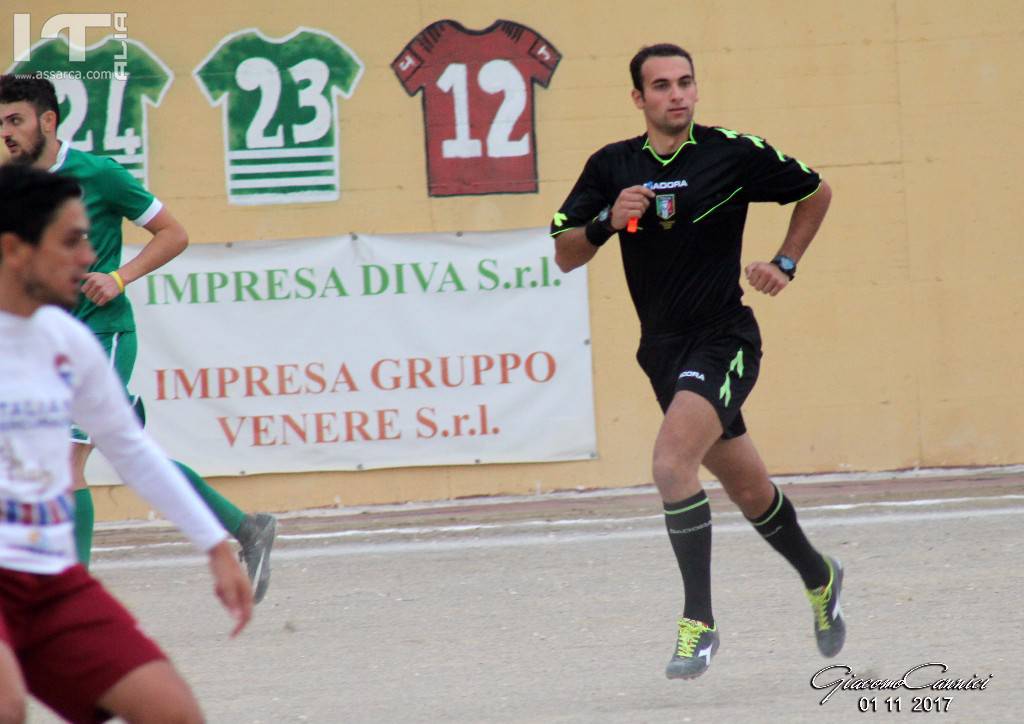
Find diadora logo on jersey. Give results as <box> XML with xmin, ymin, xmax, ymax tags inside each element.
<box><xmin>678</xmin><ymin>370</ymin><xmax>705</xmax><ymax>382</ymax></box>
<box><xmin>649</xmin><ymin>179</ymin><xmax>688</xmax><ymax>190</ymax></box>
<box><xmin>54</xmin><ymin>354</ymin><xmax>73</xmax><ymax>387</ymax></box>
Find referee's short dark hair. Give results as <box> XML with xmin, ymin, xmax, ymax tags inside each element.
<box><xmin>629</xmin><ymin>44</ymin><xmax>695</xmax><ymax>92</ymax></box>
<box><xmin>0</xmin><ymin>74</ymin><xmax>61</xmax><ymax>125</ymax></box>
<box><xmin>0</xmin><ymin>165</ymin><xmax>82</xmax><ymax>251</ymax></box>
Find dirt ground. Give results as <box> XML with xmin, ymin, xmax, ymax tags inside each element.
<box><xmin>29</xmin><ymin>471</ymin><xmax>1024</xmax><ymax>722</ymax></box>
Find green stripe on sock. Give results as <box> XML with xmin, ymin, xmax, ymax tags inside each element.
<box><xmin>665</xmin><ymin>497</ymin><xmax>710</xmax><ymax>515</ymax></box>
<box><xmin>174</xmin><ymin>461</ymin><xmax>245</xmax><ymax>535</ymax></box>
<box><xmin>752</xmin><ymin>485</ymin><xmax>785</xmax><ymax>527</ymax></box>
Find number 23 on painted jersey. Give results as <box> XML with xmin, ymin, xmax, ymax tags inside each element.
<box><xmin>194</xmin><ymin>27</ymin><xmax>363</xmax><ymax>206</ymax></box>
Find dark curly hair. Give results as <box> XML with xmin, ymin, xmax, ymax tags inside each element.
<box><xmin>0</xmin><ymin>74</ymin><xmax>61</xmax><ymax>125</ymax></box>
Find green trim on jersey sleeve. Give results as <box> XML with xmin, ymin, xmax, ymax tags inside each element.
<box><xmin>795</xmin><ymin>182</ymin><xmax>823</xmax><ymax>203</ymax></box>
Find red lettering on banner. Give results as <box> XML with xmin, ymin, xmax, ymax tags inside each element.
<box><xmin>314</xmin><ymin>412</ymin><xmax>339</xmax><ymax>443</ymax></box>
<box><xmin>278</xmin><ymin>364</ymin><xmax>301</xmax><ymax>395</ymax></box>
<box><xmin>330</xmin><ymin>363</ymin><xmax>359</xmax><ymax>393</ymax></box>
<box><xmin>471</xmin><ymin>355</ymin><xmax>494</xmax><ymax>385</ymax></box>
<box><xmin>416</xmin><ymin>407</ymin><xmax>437</xmax><ymax>438</ymax></box>
<box><xmin>451</xmin><ymin>412</ymin><xmax>469</xmax><ymax>437</ymax></box>
<box><xmin>281</xmin><ymin>414</ymin><xmax>307</xmax><ymax>443</ymax></box>
<box><xmin>440</xmin><ymin>356</ymin><xmax>465</xmax><ymax>387</ymax></box>
<box><xmin>408</xmin><ymin>357</ymin><xmax>434</xmax><ymax>388</ymax></box>
<box><xmin>216</xmin><ymin>409</ymin><xmax>405</xmax><ymax>447</ymax></box>
<box><xmin>218</xmin><ymin>416</ymin><xmax>246</xmax><ymax>447</ymax></box>
<box><xmin>499</xmin><ymin>353</ymin><xmax>521</xmax><ymax>384</ymax></box>
<box><xmin>156</xmin><ymin>353</ymin><xmax>555</xmax><ymax>404</ymax></box>
<box><xmin>217</xmin><ymin>367</ymin><xmax>240</xmax><ymax>398</ymax></box>
<box><xmin>159</xmin><ymin>363</ymin><xmax>338</xmax><ymax>400</ymax></box>
<box><xmin>344</xmin><ymin>410</ymin><xmax>370</xmax><ymax>441</ymax></box>
<box><xmin>414</xmin><ymin>403</ymin><xmax>497</xmax><ymax>438</ymax></box>
<box><xmin>306</xmin><ymin>363</ymin><xmax>327</xmax><ymax>394</ymax></box>
<box><xmin>252</xmin><ymin>415</ymin><xmax>276</xmax><ymax>445</ymax></box>
<box><xmin>246</xmin><ymin>367</ymin><xmax>272</xmax><ymax>397</ymax></box>
<box><xmin>369</xmin><ymin>353</ymin><xmax>557</xmax><ymax>390</ymax></box>
<box><xmin>379</xmin><ymin>409</ymin><xmax>401</xmax><ymax>440</ymax></box>
<box><xmin>478</xmin><ymin>403</ymin><xmax>495</xmax><ymax>435</ymax></box>
<box><xmin>525</xmin><ymin>351</ymin><xmax>556</xmax><ymax>382</ymax></box>
<box><xmin>156</xmin><ymin>368</ymin><xmax>210</xmax><ymax>400</ymax></box>
<box><xmin>371</xmin><ymin>358</ymin><xmax>400</xmax><ymax>390</ymax></box>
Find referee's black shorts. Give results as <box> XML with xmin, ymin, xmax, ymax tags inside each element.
<box><xmin>635</xmin><ymin>306</ymin><xmax>763</xmax><ymax>439</ymax></box>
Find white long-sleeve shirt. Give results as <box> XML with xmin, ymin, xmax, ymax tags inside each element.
<box><xmin>0</xmin><ymin>305</ymin><xmax>226</xmax><ymax>574</ymax></box>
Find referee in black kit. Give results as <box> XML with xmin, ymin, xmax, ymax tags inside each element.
<box><xmin>550</xmin><ymin>44</ymin><xmax>843</xmax><ymax>680</ymax></box>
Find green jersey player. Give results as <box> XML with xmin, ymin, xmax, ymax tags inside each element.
<box><xmin>0</xmin><ymin>75</ymin><xmax>276</xmax><ymax>603</ymax></box>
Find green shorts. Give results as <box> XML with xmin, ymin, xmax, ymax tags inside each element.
<box><xmin>71</xmin><ymin>331</ymin><xmax>138</xmax><ymax>444</ymax></box>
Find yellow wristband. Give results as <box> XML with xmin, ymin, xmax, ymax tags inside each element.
<box><xmin>110</xmin><ymin>270</ymin><xmax>126</xmax><ymax>294</ymax></box>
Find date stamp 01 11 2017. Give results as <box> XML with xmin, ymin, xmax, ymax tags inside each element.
<box><xmin>809</xmin><ymin>662</ymin><xmax>994</xmax><ymax>714</ymax></box>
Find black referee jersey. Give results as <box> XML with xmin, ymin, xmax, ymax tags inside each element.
<box><xmin>550</xmin><ymin>123</ymin><xmax>821</xmax><ymax>335</ymax></box>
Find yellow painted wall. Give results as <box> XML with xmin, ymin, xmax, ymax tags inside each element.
<box><xmin>3</xmin><ymin>1</ymin><xmax>1022</xmax><ymax>519</ymax></box>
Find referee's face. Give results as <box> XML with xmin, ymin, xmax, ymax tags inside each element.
<box><xmin>633</xmin><ymin>55</ymin><xmax>699</xmax><ymax>137</ymax></box>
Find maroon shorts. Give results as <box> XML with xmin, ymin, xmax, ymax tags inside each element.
<box><xmin>0</xmin><ymin>564</ymin><xmax>166</xmax><ymax>724</ymax></box>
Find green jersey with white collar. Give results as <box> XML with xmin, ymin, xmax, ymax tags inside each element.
<box><xmin>51</xmin><ymin>144</ymin><xmax>162</xmax><ymax>333</ymax></box>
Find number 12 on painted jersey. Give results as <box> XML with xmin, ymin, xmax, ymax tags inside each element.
<box><xmin>392</xmin><ymin>19</ymin><xmax>560</xmax><ymax>197</ymax></box>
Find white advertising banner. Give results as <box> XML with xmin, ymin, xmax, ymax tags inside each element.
<box><xmin>106</xmin><ymin>228</ymin><xmax>595</xmax><ymax>477</ymax></box>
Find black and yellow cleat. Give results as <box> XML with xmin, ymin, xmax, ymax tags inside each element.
<box><xmin>807</xmin><ymin>555</ymin><xmax>846</xmax><ymax>657</ymax></box>
<box><xmin>665</xmin><ymin>617</ymin><xmax>720</xmax><ymax>679</ymax></box>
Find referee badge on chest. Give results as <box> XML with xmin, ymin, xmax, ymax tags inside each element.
<box><xmin>656</xmin><ymin>194</ymin><xmax>676</xmax><ymax>229</ymax></box>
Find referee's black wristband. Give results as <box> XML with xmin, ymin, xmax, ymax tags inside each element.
<box><xmin>584</xmin><ymin>210</ymin><xmax>617</xmax><ymax>247</ymax></box>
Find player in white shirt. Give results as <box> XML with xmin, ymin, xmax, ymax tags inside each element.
<box><xmin>0</xmin><ymin>164</ymin><xmax>252</xmax><ymax>723</ymax></box>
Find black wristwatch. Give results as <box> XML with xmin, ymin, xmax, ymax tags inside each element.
<box><xmin>771</xmin><ymin>254</ymin><xmax>797</xmax><ymax>280</ymax></box>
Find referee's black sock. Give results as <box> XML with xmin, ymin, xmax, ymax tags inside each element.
<box><xmin>748</xmin><ymin>484</ymin><xmax>829</xmax><ymax>589</ymax></box>
<box><xmin>663</xmin><ymin>490</ymin><xmax>714</xmax><ymax>627</ymax></box>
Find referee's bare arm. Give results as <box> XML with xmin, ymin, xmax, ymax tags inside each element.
<box><xmin>745</xmin><ymin>179</ymin><xmax>833</xmax><ymax>295</ymax></box>
<box><xmin>554</xmin><ymin>226</ymin><xmax>600</xmax><ymax>272</ymax></box>
<box><xmin>777</xmin><ymin>178</ymin><xmax>832</xmax><ymax>262</ymax></box>
<box><xmin>555</xmin><ymin>184</ymin><xmax>654</xmax><ymax>272</ymax></box>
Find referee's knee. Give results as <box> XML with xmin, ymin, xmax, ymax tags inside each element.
<box><xmin>722</xmin><ymin>477</ymin><xmax>775</xmax><ymax>518</ymax></box>
<box><xmin>652</xmin><ymin>448</ymin><xmax>702</xmax><ymax>497</ymax></box>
